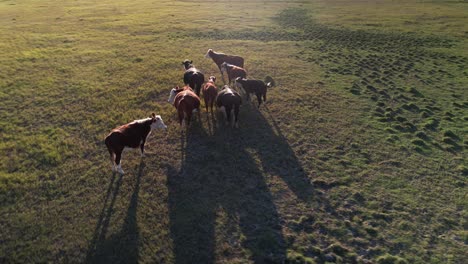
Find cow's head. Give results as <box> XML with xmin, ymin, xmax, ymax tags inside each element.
<box><xmin>168</xmin><ymin>86</ymin><xmax>178</xmax><ymax>104</ymax></box>
<box><xmin>220</xmin><ymin>62</ymin><xmax>228</xmax><ymax>73</ymax></box>
<box><xmin>182</xmin><ymin>59</ymin><xmax>193</xmax><ymax>70</ymax></box>
<box><xmin>208</xmin><ymin>76</ymin><xmax>216</xmax><ymax>83</ymax></box>
<box><xmin>150</xmin><ymin>113</ymin><xmax>167</xmax><ymax>130</ymax></box>
<box><xmin>234</xmin><ymin>77</ymin><xmax>245</xmax><ymax>90</ymax></box>
<box><xmin>204</xmin><ymin>49</ymin><xmax>212</xmax><ymax>59</ymax></box>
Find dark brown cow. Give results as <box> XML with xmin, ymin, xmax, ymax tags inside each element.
<box><xmin>234</xmin><ymin>77</ymin><xmax>273</xmax><ymax>108</ymax></box>
<box><xmin>168</xmin><ymin>86</ymin><xmax>201</xmax><ymax>126</ymax></box>
<box><xmin>202</xmin><ymin>76</ymin><xmax>218</xmax><ymax>113</ymax></box>
<box><xmin>216</xmin><ymin>85</ymin><xmax>242</xmax><ymax>128</ymax></box>
<box><xmin>105</xmin><ymin>113</ymin><xmax>167</xmax><ymax>174</ymax></box>
<box><xmin>205</xmin><ymin>49</ymin><xmax>244</xmax><ymax>83</ymax></box>
<box><xmin>182</xmin><ymin>60</ymin><xmax>205</xmax><ymax>96</ymax></box>
<box><xmin>220</xmin><ymin>62</ymin><xmax>247</xmax><ymax>85</ymax></box>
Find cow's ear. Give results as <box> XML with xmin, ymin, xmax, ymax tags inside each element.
<box><xmin>151</xmin><ymin>113</ymin><xmax>156</xmax><ymax>119</ymax></box>
<box><xmin>190</xmin><ymin>60</ymin><xmax>193</xmax><ymax>64</ymax></box>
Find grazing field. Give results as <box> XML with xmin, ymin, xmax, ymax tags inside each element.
<box><xmin>0</xmin><ymin>0</ymin><xmax>467</xmax><ymax>263</ymax></box>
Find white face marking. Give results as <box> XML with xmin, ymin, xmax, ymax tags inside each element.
<box><xmin>204</xmin><ymin>51</ymin><xmax>211</xmax><ymax>58</ymax></box>
<box><xmin>151</xmin><ymin>116</ymin><xmax>167</xmax><ymax>130</ymax></box>
<box><xmin>168</xmin><ymin>89</ymin><xmax>176</xmax><ymax>103</ymax></box>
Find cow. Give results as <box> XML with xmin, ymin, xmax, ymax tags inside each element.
<box><xmin>182</xmin><ymin>60</ymin><xmax>205</xmax><ymax>96</ymax></box>
<box><xmin>220</xmin><ymin>62</ymin><xmax>247</xmax><ymax>85</ymax></box>
<box><xmin>202</xmin><ymin>76</ymin><xmax>218</xmax><ymax>113</ymax></box>
<box><xmin>105</xmin><ymin>113</ymin><xmax>167</xmax><ymax>174</ymax></box>
<box><xmin>216</xmin><ymin>85</ymin><xmax>242</xmax><ymax>128</ymax></box>
<box><xmin>234</xmin><ymin>77</ymin><xmax>273</xmax><ymax>108</ymax></box>
<box><xmin>205</xmin><ymin>49</ymin><xmax>244</xmax><ymax>84</ymax></box>
<box><xmin>168</xmin><ymin>85</ymin><xmax>201</xmax><ymax>127</ymax></box>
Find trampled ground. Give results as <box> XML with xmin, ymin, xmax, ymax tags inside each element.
<box><xmin>0</xmin><ymin>0</ymin><xmax>466</xmax><ymax>263</ymax></box>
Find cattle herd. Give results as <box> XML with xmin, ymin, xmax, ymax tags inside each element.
<box><xmin>105</xmin><ymin>49</ymin><xmax>274</xmax><ymax>174</ymax></box>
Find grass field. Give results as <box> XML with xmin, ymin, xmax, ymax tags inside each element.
<box><xmin>0</xmin><ymin>0</ymin><xmax>467</xmax><ymax>263</ymax></box>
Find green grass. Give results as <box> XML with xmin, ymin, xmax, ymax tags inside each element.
<box><xmin>0</xmin><ymin>0</ymin><xmax>467</xmax><ymax>263</ymax></box>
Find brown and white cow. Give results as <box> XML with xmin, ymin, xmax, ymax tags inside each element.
<box><xmin>168</xmin><ymin>86</ymin><xmax>201</xmax><ymax>127</ymax></box>
<box><xmin>220</xmin><ymin>62</ymin><xmax>247</xmax><ymax>85</ymax></box>
<box><xmin>182</xmin><ymin>60</ymin><xmax>205</xmax><ymax>96</ymax></box>
<box><xmin>202</xmin><ymin>76</ymin><xmax>218</xmax><ymax>113</ymax></box>
<box><xmin>205</xmin><ymin>49</ymin><xmax>244</xmax><ymax>83</ymax></box>
<box><xmin>105</xmin><ymin>113</ymin><xmax>167</xmax><ymax>174</ymax></box>
<box><xmin>216</xmin><ymin>85</ymin><xmax>242</xmax><ymax>128</ymax></box>
<box><xmin>234</xmin><ymin>77</ymin><xmax>273</xmax><ymax>108</ymax></box>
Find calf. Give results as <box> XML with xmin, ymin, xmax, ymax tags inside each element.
<box><xmin>168</xmin><ymin>86</ymin><xmax>201</xmax><ymax>127</ymax></box>
<box><xmin>202</xmin><ymin>76</ymin><xmax>218</xmax><ymax>113</ymax></box>
<box><xmin>205</xmin><ymin>49</ymin><xmax>244</xmax><ymax>83</ymax></box>
<box><xmin>220</xmin><ymin>62</ymin><xmax>247</xmax><ymax>85</ymax></box>
<box><xmin>216</xmin><ymin>85</ymin><xmax>242</xmax><ymax>128</ymax></box>
<box><xmin>234</xmin><ymin>77</ymin><xmax>272</xmax><ymax>108</ymax></box>
<box><xmin>182</xmin><ymin>60</ymin><xmax>205</xmax><ymax>96</ymax></box>
<box><xmin>105</xmin><ymin>113</ymin><xmax>167</xmax><ymax>174</ymax></box>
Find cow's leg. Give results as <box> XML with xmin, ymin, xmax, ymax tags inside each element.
<box><xmin>263</xmin><ymin>91</ymin><xmax>267</xmax><ymax>103</ymax></box>
<box><xmin>256</xmin><ymin>93</ymin><xmax>262</xmax><ymax>108</ymax></box>
<box><xmin>115</xmin><ymin>150</ymin><xmax>124</xmax><ymax>174</ymax></box>
<box><xmin>186</xmin><ymin>110</ymin><xmax>192</xmax><ymax>127</ymax></box>
<box><xmin>140</xmin><ymin>140</ymin><xmax>146</xmax><ymax>157</ymax></box>
<box><xmin>204</xmin><ymin>96</ymin><xmax>209</xmax><ymax>112</ymax></box>
<box><xmin>219</xmin><ymin>66</ymin><xmax>226</xmax><ymax>84</ymax></box>
<box><xmin>234</xmin><ymin>104</ymin><xmax>240</xmax><ymax>128</ymax></box>
<box><xmin>219</xmin><ymin>105</ymin><xmax>227</xmax><ymax>121</ymax></box>
<box><xmin>225</xmin><ymin>105</ymin><xmax>232</xmax><ymax>126</ymax></box>
<box><xmin>107</xmin><ymin>146</ymin><xmax>115</xmax><ymax>171</ymax></box>
<box><xmin>196</xmin><ymin>83</ymin><xmax>202</xmax><ymax>97</ymax></box>
<box><xmin>178</xmin><ymin>107</ymin><xmax>185</xmax><ymax>126</ymax></box>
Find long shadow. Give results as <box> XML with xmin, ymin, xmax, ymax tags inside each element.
<box><xmin>85</xmin><ymin>162</ymin><xmax>145</xmax><ymax>264</ymax></box>
<box><xmin>167</xmin><ymin>103</ymin><xmax>314</xmax><ymax>263</ymax></box>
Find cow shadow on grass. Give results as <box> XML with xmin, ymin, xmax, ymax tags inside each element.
<box><xmin>167</xmin><ymin>103</ymin><xmax>314</xmax><ymax>264</ymax></box>
<box><xmin>85</xmin><ymin>162</ymin><xmax>145</xmax><ymax>264</ymax></box>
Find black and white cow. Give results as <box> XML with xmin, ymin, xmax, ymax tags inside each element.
<box><xmin>216</xmin><ymin>85</ymin><xmax>242</xmax><ymax>128</ymax></box>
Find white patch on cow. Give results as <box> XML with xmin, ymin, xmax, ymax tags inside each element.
<box><xmin>124</xmin><ymin>147</ymin><xmax>138</xmax><ymax>152</ymax></box>
<box><xmin>134</xmin><ymin>117</ymin><xmax>151</xmax><ymax>123</ymax></box>
<box><xmin>168</xmin><ymin>88</ymin><xmax>177</xmax><ymax>104</ymax></box>
<box><xmin>205</xmin><ymin>49</ymin><xmax>211</xmax><ymax>58</ymax></box>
